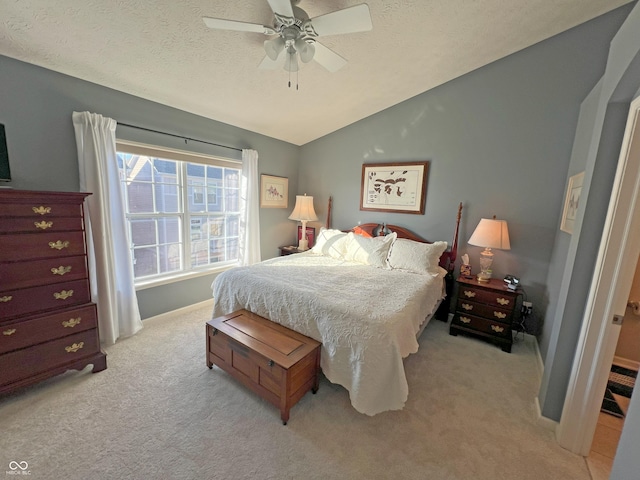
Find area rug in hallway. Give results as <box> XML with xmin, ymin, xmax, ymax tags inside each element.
<box><xmin>601</xmin><ymin>388</ymin><xmax>624</xmax><ymax>418</ymax></box>
<box><xmin>608</xmin><ymin>364</ymin><xmax>637</xmax><ymax>398</ymax></box>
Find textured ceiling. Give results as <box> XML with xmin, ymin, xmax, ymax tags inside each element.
<box><xmin>0</xmin><ymin>0</ymin><xmax>632</xmax><ymax>145</ymax></box>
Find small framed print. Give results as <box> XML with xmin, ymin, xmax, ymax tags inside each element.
<box><xmin>260</xmin><ymin>174</ymin><xmax>288</xmax><ymax>208</ymax></box>
<box><xmin>298</xmin><ymin>226</ymin><xmax>315</xmax><ymax>248</ymax></box>
<box><xmin>560</xmin><ymin>171</ymin><xmax>585</xmax><ymax>234</ymax></box>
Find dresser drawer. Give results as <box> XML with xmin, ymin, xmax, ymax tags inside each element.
<box><xmin>458</xmin><ymin>286</ymin><xmax>516</xmax><ymax>309</ymax></box>
<box><xmin>0</xmin><ymin>216</ymin><xmax>83</xmax><ymax>234</ymax></box>
<box><xmin>452</xmin><ymin>313</ymin><xmax>511</xmax><ymax>339</ymax></box>
<box><xmin>0</xmin><ymin>202</ymin><xmax>82</xmax><ymax>218</ymax></box>
<box><xmin>0</xmin><ymin>279</ymin><xmax>90</xmax><ymax>319</ymax></box>
<box><xmin>0</xmin><ymin>231</ymin><xmax>86</xmax><ymax>262</ymax></box>
<box><xmin>0</xmin><ymin>304</ymin><xmax>97</xmax><ymax>355</ymax></box>
<box><xmin>0</xmin><ymin>329</ymin><xmax>100</xmax><ymax>388</ymax></box>
<box><xmin>0</xmin><ymin>255</ymin><xmax>88</xmax><ymax>290</ymax></box>
<box><xmin>456</xmin><ymin>299</ymin><xmax>512</xmax><ymax>324</ymax></box>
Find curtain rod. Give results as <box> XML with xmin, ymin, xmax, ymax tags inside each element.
<box><xmin>117</xmin><ymin>122</ymin><xmax>242</xmax><ymax>153</ymax></box>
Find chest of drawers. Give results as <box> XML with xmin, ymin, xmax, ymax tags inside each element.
<box><xmin>449</xmin><ymin>277</ymin><xmax>519</xmax><ymax>353</ymax></box>
<box><xmin>0</xmin><ymin>190</ymin><xmax>106</xmax><ymax>394</ymax></box>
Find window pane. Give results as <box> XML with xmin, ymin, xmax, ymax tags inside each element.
<box><xmin>133</xmin><ymin>246</ymin><xmax>157</xmax><ymax>278</ymax></box>
<box><xmin>226</xmin><ymin>237</ymin><xmax>238</xmax><ymax>260</ymax></box>
<box><xmin>157</xmin><ymin>217</ymin><xmax>180</xmax><ymax>244</ymax></box>
<box><xmin>131</xmin><ymin>219</ymin><xmax>156</xmax><ymax>246</ymax></box>
<box><xmin>209</xmin><ymin>238</ymin><xmax>225</xmax><ymax>263</ymax></box>
<box><xmin>225</xmin><ymin>188</ymin><xmax>240</xmax><ymax>212</ymax></box>
<box><xmin>127</xmin><ymin>182</ymin><xmax>154</xmax><ymax>213</ymax></box>
<box><xmin>154</xmin><ymin>183</ymin><xmax>180</xmax><ymax>213</ymax></box>
<box><xmin>159</xmin><ymin>244</ymin><xmax>182</xmax><ymax>273</ymax></box>
<box><xmin>225</xmin><ymin>169</ymin><xmax>239</xmax><ymax>189</ymax></box>
<box><xmin>191</xmin><ymin>239</ymin><xmax>209</xmax><ymax>266</ymax></box>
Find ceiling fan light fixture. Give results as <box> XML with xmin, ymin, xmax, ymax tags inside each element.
<box><xmin>295</xmin><ymin>38</ymin><xmax>315</xmax><ymax>63</ymax></box>
<box><xmin>264</xmin><ymin>36</ymin><xmax>285</xmax><ymax>61</ymax></box>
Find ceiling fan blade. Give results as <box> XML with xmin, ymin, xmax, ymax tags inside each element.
<box><xmin>267</xmin><ymin>0</ymin><xmax>294</xmax><ymax>18</ymax></box>
<box><xmin>203</xmin><ymin>17</ymin><xmax>274</xmax><ymax>34</ymax></box>
<box><xmin>309</xmin><ymin>4</ymin><xmax>373</xmax><ymax>37</ymax></box>
<box><xmin>313</xmin><ymin>42</ymin><xmax>347</xmax><ymax>73</ymax></box>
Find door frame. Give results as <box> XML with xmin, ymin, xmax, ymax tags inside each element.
<box><xmin>556</xmin><ymin>95</ymin><xmax>640</xmax><ymax>455</ymax></box>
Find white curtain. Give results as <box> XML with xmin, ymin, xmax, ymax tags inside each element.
<box><xmin>238</xmin><ymin>149</ymin><xmax>261</xmax><ymax>266</ymax></box>
<box><xmin>72</xmin><ymin>111</ymin><xmax>143</xmax><ymax>345</ymax></box>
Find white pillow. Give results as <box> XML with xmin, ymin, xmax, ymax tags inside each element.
<box><xmin>343</xmin><ymin>232</ymin><xmax>397</xmax><ymax>268</ymax></box>
<box><xmin>388</xmin><ymin>239</ymin><xmax>448</xmax><ymax>276</ymax></box>
<box><xmin>311</xmin><ymin>228</ymin><xmax>348</xmax><ymax>259</ymax></box>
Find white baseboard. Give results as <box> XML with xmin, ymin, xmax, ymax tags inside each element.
<box><xmin>612</xmin><ymin>355</ymin><xmax>639</xmax><ymax>372</ymax></box>
<box><xmin>535</xmin><ymin>396</ymin><xmax>559</xmax><ymax>431</ymax></box>
<box><xmin>143</xmin><ymin>298</ymin><xmax>214</xmax><ymax>323</ymax></box>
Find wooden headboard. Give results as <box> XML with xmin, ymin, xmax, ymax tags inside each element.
<box><xmin>343</xmin><ymin>202</ymin><xmax>463</xmax><ymax>273</ymax></box>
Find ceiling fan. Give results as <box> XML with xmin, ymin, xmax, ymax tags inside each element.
<box><xmin>203</xmin><ymin>0</ymin><xmax>372</xmax><ymax>77</ymax></box>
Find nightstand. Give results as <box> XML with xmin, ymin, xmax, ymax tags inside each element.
<box><xmin>449</xmin><ymin>277</ymin><xmax>520</xmax><ymax>353</ymax></box>
<box><xmin>279</xmin><ymin>245</ymin><xmax>300</xmax><ymax>256</ymax></box>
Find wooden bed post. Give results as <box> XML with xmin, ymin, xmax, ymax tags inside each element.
<box><xmin>435</xmin><ymin>202</ymin><xmax>463</xmax><ymax>322</ymax></box>
<box><xmin>326</xmin><ymin>196</ymin><xmax>332</xmax><ymax>229</ymax></box>
<box><xmin>448</xmin><ymin>202</ymin><xmax>463</xmax><ymax>270</ymax></box>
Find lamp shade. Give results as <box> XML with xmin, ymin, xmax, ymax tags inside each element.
<box><xmin>289</xmin><ymin>195</ymin><xmax>318</xmax><ymax>222</ymax></box>
<box><xmin>468</xmin><ymin>217</ymin><xmax>511</xmax><ymax>250</ymax></box>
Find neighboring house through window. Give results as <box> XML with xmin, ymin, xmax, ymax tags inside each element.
<box><xmin>116</xmin><ymin>141</ymin><xmax>241</xmax><ymax>285</ymax></box>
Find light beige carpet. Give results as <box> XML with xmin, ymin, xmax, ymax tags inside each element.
<box><xmin>0</xmin><ymin>304</ymin><xmax>590</xmax><ymax>480</ymax></box>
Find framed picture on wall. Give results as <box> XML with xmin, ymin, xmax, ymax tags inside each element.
<box><xmin>298</xmin><ymin>226</ymin><xmax>315</xmax><ymax>248</ymax></box>
<box><xmin>260</xmin><ymin>174</ymin><xmax>288</xmax><ymax>208</ymax></box>
<box><xmin>560</xmin><ymin>171</ymin><xmax>585</xmax><ymax>234</ymax></box>
<box><xmin>360</xmin><ymin>161</ymin><xmax>429</xmax><ymax>214</ymax></box>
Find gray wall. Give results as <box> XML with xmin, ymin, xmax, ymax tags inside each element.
<box><xmin>0</xmin><ymin>55</ymin><xmax>300</xmax><ymax>318</ymax></box>
<box><xmin>299</xmin><ymin>6</ymin><xmax>631</xmax><ymax>323</ymax></box>
<box><xmin>539</xmin><ymin>1</ymin><xmax>640</xmax><ymax>422</ymax></box>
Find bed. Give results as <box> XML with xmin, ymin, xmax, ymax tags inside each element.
<box><xmin>212</xmin><ymin>203</ymin><xmax>462</xmax><ymax>416</ymax></box>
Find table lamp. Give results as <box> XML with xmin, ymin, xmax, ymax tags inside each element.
<box><xmin>468</xmin><ymin>215</ymin><xmax>510</xmax><ymax>282</ymax></box>
<box><xmin>289</xmin><ymin>194</ymin><xmax>318</xmax><ymax>251</ymax></box>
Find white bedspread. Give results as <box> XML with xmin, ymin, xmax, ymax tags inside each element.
<box><xmin>211</xmin><ymin>252</ymin><xmax>445</xmax><ymax>416</ymax></box>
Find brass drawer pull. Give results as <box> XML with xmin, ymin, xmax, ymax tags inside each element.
<box><xmin>65</xmin><ymin>342</ymin><xmax>84</xmax><ymax>353</ymax></box>
<box><xmin>49</xmin><ymin>240</ymin><xmax>70</xmax><ymax>250</ymax></box>
<box><xmin>32</xmin><ymin>206</ymin><xmax>52</xmax><ymax>215</ymax></box>
<box><xmin>460</xmin><ymin>316</ymin><xmax>471</xmax><ymax>324</ymax></box>
<box><xmin>493</xmin><ymin>311</ymin><xmax>507</xmax><ymax>319</ymax></box>
<box><xmin>491</xmin><ymin>325</ymin><xmax>505</xmax><ymax>333</ymax></box>
<box><xmin>463</xmin><ymin>290</ymin><xmax>477</xmax><ymax>298</ymax></box>
<box><xmin>62</xmin><ymin>317</ymin><xmax>81</xmax><ymax>328</ymax></box>
<box><xmin>496</xmin><ymin>297</ymin><xmax>510</xmax><ymax>306</ymax></box>
<box><xmin>51</xmin><ymin>266</ymin><xmax>72</xmax><ymax>276</ymax></box>
<box><xmin>34</xmin><ymin>221</ymin><xmax>53</xmax><ymax>230</ymax></box>
<box><xmin>54</xmin><ymin>290</ymin><xmax>74</xmax><ymax>300</ymax></box>
<box><xmin>461</xmin><ymin>303</ymin><xmax>473</xmax><ymax>311</ymax></box>
<box><xmin>0</xmin><ymin>295</ymin><xmax>12</xmax><ymax>303</ymax></box>
<box><xmin>2</xmin><ymin>328</ymin><xmax>16</xmax><ymax>336</ymax></box>
<box><xmin>268</xmin><ymin>360</ymin><xmax>275</xmax><ymax>367</ymax></box>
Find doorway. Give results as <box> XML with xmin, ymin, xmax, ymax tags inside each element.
<box><xmin>586</xmin><ymin>255</ymin><xmax>640</xmax><ymax>477</ymax></box>
<box><xmin>556</xmin><ymin>95</ymin><xmax>640</xmax><ymax>456</ymax></box>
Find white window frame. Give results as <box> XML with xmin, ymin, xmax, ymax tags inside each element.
<box><xmin>116</xmin><ymin>140</ymin><xmax>241</xmax><ymax>289</ymax></box>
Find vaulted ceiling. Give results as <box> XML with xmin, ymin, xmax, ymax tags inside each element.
<box><xmin>0</xmin><ymin>0</ymin><xmax>632</xmax><ymax>145</ymax></box>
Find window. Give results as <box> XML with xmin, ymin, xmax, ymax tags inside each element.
<box><xmin>116</xmin><ymin>142</ymin><xmax>241</xmax><ymax>283</ymax></box>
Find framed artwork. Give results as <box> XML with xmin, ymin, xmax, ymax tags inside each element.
<box><xmin>560</xmin><ymin>171</ymin><xmax>585</xmax><ymax>234</ymax></box>
<box><xmin>260</xmin><ymin>174</ymin><xmax>288</xmax><ymax>208</ymax></box>
<box><xmin>298</xmin><ymin>226</ymin><xmax>315</xmax><ymax>248</ymax></box>
<box><xmin>360</xmin><ymin>161</ymin><xmax>429</xmax><ymax>214</ymax></box>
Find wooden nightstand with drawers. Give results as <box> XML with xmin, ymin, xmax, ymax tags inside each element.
<box><xmin>449</xmin><ymin>277</ymin><xmax>520</xmax><ymax>353</ymax></box>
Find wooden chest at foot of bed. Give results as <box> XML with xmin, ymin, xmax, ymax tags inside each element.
<box><xmin>206</xmin><ymin>309</ymin><xmax>321</xmax><ymax>425</ymax></box>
